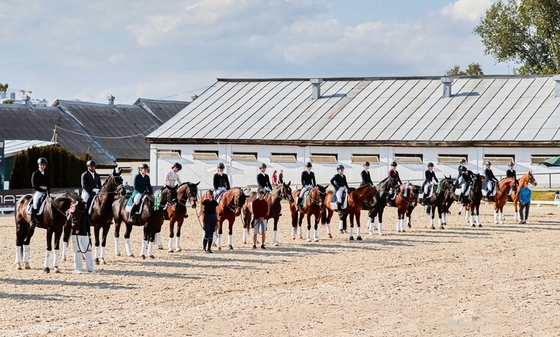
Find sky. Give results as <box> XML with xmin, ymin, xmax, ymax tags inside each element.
<box><xmin>0</xmin><ymin>0</ymin><xmax>505</xmax><ymax>105</ymax></box>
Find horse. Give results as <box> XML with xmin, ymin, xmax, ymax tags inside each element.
<box><xmin>241</xmin><ymin>182</ymin><xmax>294</xmax><ymax>246</ymax></box>
<box><xmin>422</xmin><ymin>177</ymin><xmax>455</xmax><ymax>230</ymax></box>
<box><xmin>457</xmin><ymin>171</ymin><xmax>484</xmax><ymax>227</ymax></box>
<box><xmin>202</xmin><ymin>187</ymin><xmax>246</xmax><ymax>250</ymax></box>
<box><xmin>493</xmin><ymin>177</ymin><xmax>518</xmax><ymax>224</ymax></box>
<box><xmin>15</xmin><ymin>192</ymin><xmax>86</xmax><ymax>273</ymax></box>
<box><xmin>289</xmin><ymin>185</ymin><xmax>327</xmax><ymax>241</ymax></box>
<box><xmin>113</xmin><ymin>190</ymin><xmax>167</xmax><ymax>259</ymax></box>
<box><xmin>333</xmin><ymin>184</ymin><xmax>377</xmax><ymax>241</ymax></box>
<box><xmin>156</xmin><ymin>181</ymin><xmax>199</xmax><ymax>252</ymax></box>
<box><xmin>511</xmin><ymin>171</ymin><xmax>537</xmax><ymax>221</ymax></box>
<box><xmin>366</xmin><ymin>177</ymin><xmax>402</xmax><ymax>235</ymax></box>
<box><xmin>386</xmin><ymin>183</ymin><xmax>414</xmax><ymax>232</ymax></box>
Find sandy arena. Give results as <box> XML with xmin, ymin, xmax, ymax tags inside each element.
<box><xmin>0</xmin><ymin>201</ymin><xmax>559</xmax><ymax>336</ymax></box>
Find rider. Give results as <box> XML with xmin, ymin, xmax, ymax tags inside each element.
<box><xmin>164</xmin><ymin>162</ymin><xmax>182</xmax><ymax>187</ymax></box>
<box><xmin>457</xmin><ymin>166</ymin><xmax>472</xmax><ymax>203</ymax></box>
<box><xmin>456</xmin><ymin>158</ymin><xmax>467</xmax><ymax>187</ymax></box>
<box><xmin>483</xmin><ymin>161</ymin><xmax>499</xmax><ymax>196</ymax></box>
<box><xmin>360</xmin><ymin>161</ymin><xmax>373</xmax><ymax>187</ymax></box>
<box><xmin>330</xmin><ymin>164</ymin><xmax>349</xmax><ymax>211</ymax></box>
<box><xmin>128</xmin><ymin>163</ymin><xmax>154</xmax><ymax>222</ymax></box>
<box><xmin>30</xmin><ymin>157</ymin><xmax>51</xmax><ymax>229</ymax></box>
<box><xmin>256</xmin><ymin>163</ymin><xmax>273</xmax><ymax>194</ymax></box>
<box><xmin>422</xmin><ymin>162</ymin><xmax>438</xmax><ymax>205</ymax></box>
<box><xmin>213</xmin><ymin>163</ymin><xmax>231</xmax><ymax>200</ymax></box>
<box><xmin>387</xmin><ymin>161</ymin><xmax>402</xmax><ymax>204</ymax></box>
<box><xmin>81</xmin><ymin>160</ymin><xmax>102</xmax><ymax>213</ymax></box>
<box><xmin>506</xmin><ymin>162</ymin><xmax>517</xmax><ymax>180</ymax></box>
<box><xmin>297</xmin><ymin>162</ymin><xmax>316</xmax><ymax>210</ymax></box>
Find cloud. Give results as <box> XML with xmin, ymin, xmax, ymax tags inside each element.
<box><xmin>440</xmin><ymin>0</ymin><xmax>493</xmax><ymax>22</ymax></box>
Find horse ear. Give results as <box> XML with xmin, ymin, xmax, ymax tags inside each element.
<box><xmin>287</xmin><ymin>180</ymin><xmax>291</xmax><ymax>186</ymax></box>
<box><xmin>195</xmin><ymin>181</ymin><xmax>200</xmax><ymax>186</ymax></box>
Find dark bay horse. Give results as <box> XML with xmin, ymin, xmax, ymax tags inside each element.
<box><xmin>493</xmin><ymin>177</ymin><xmax>518</xmax><ymax>224</ymax></box>
<box><xmin>113</xmin><ymin>190</ymin><xmax>166</xmax><ymax>259</ymax></box>
<box><xmin>386</xmin><ymin>183</ymin><xmax>414</xmax><ymax>233</ymax></box>
<box><xmin>242</xmin><ymin>182</ymin><xmax>294</xmax><ymax>246</ymax></box>
<box><xmin>422</xmin><ymin>177</ymin><xmax>455</xmax><ymax>230</ymax></box>
<box><xmin>367</xmin><ymin>177</ymin><xmax>401</xmax><ymax>235</ymax></box>
<box><xmin>511</xmin><ymin>171</ymin><xmax>537</xmax><ymax>222</ymax></box>
<box><xmin>203</xmin><ymin>187</ymin><xmax>246</xmax><ymax>250</ymax></box>
<box><xmin>156</xmin><ymin>181</ymin><xmax>199</xmax><ymax>252</ymax></box>
<box><xmin>335</xmin><ymin>184</ymin><xmax>376</xmax><ymax>241</ymax></box>
<box><xmin>457</xmin><ymin>171</ymin><xmax>484</xmax><ymax>227</ymax></box>
<box><xmin>15</xmin><ymin>192</ymin><xmax>86</xmax><ymax>273</ymax></box>
<box><xmin>289</xmin><ymin>185</ymin><xmax>326</xmax><ymax>241</ymax></box>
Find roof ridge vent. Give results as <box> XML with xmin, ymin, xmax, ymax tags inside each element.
<box><xmin>553</xmin><ymin>75</ymin><xmax>560</xmax><ymax>98</ymax></box>
<box><xmin>310</xmin><ymin>78</ymin><xmax>323</xmax><ymax>100</ymax></box>
<box><xmin>441</xmin><ymin>77</ymin><xmax>453</xmax><ymax>98</ymax></box>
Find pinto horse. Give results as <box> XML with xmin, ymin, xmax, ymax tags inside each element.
<box><xmin>493</xmin><ymin>177</ymin><xmax>518</xmax><ymax>224</ymax></box>
<box><xmin>422</xmin><ymin>177</ymin><xmax>455</xmax><ymax>230</ymax></box>
<box><xmin>386</xmin><ymin>183</ymin><xmax>414</xmax><ymax>233</ymax></box>
<box><xmin>113</xmin><ymin>190</ymin><xmax>166</xmax><ymax>259</ymax></box>
<box><xmin>457</xmin><ymin>171</ymin><xmax>484</xmax><ymax>227</ymax></box>
<box><xmin>156</xmin><ymin>181</ymin><xmax>199</xmax><ymax>252</ymax></box>
<box><xmin>367</xmin><ymin>177</ymin><xmax>401</xmax><ymax>235</ymax></box>
<box><xmin>289</xmin><ymin>185</ymin><xmax>326</xmax><ymax>241</ymax></box>
<box><xmin>202</xmin><ymin>187</ymin><xmax>246</xmax><ymax>250</ymax></box>
<box><xmin>242</xmin><ymin>182</ymin><xmax>294</xmax><ymax>246</ymax></box>
<box><xmin>511</xmin><ymin>171</ymin><xmax>537</xmax><ymax>221</ymax></box>
<box><xmin>15</xmin><ymin>192</ymin><xmax>86</xmax><ymax>273</ymax></box>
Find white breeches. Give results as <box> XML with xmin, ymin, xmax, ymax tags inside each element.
<box><xmin>336</xmin><ymin>187</ymin><xmax>347</xmax><ymax>203</ymax></box>
<box><xmin>32</xmin><ymin>191</ymin><xmax>45</xmax><ymax>209</ymax></box>
<box><xmin>299</xmin><ymin>185</ymin><xmax>312</xmax><ymax>198</ymax></box>
<box><xmin>133</xmin><ymin>193</ymin><xmax>143</xmax><ymax>205</ymax></box>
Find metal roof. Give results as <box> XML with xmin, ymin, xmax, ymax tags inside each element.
<box><xmin>134</xmin><ymin>98</ymin><xmax>190</xmax><ymax>123</ymax></box>
<box><xmin>146</xmin><ymin>76</ymin><xmax>560</xmax><ymax>146</ymax></box>
<box><xmin>4</xmin><ymin>140</ymin><xmax>57</xmax><ymax>157</ymax></box>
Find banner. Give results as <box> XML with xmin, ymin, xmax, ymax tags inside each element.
<box><xmin>0</xmin><ymin>140</ymin><xmax>3</xmax><ymax>190</ymax></box>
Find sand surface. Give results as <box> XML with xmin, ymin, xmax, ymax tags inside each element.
<box><xmin>0</xmin><ymin>201</ymin><xmax>559</xmax><ymax>336</ymax></box>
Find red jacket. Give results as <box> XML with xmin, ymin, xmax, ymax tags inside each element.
<box><xmin>253</xmin><ymin>198</ymin><xmax>269</xmax><ymax>219</ymax></box>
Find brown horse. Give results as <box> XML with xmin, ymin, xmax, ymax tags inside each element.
<box><xmin>15</xmin><ymin>192</ymin><xmax>86</xmax><ymax>273</ymax></box>
<box><xmin>202</xmin><ymin>187</ymin><xmax>246</xmax><ymax>250</ymax></box>
<box><xmin>335</xmin><ymin>184</ymin><xmax>376</xmax><ymax>240</ymax></box>
<box><xmin>113</xmin><ymin>191</ymin><xmax>166</xmax><ymax>259</ymax></box>
<box><xmin>156</xmin><ymin>181</ymin><xmax>199</xmax><ymax>252</ymax></box>
<box><xmin>387</xmin><ymin>183</ymin><xmax>414</xmax><ymax>233</ymax></box>
<box><xmin>366</xmin><ymin>177</ymin><xmax>401</xmax><ymax>235</ymax></box>
<box><xmin>511</xmin><ymin>171</ymin><xmax>537</xmax><ymax>222</ymax></box>
<box><xmin>289</xmin><ymin>185</ymin><xmax>326</xmax><ymax>241</ymax></box>
<box><xmin>241</xmin><ymin>182</ymin><xmax>294</xmax><ymax>246</ymax></box>
<box><xmin>493</xmin><ymin>177</ymin><xmax>518</xmax><ymax>224</ymax></box>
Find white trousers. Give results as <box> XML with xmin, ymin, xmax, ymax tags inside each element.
<box><xmin>72</xmin><ymin>235</ymin><xmax>94</xmax><ymax>273</ymax></box>
<box><xmin>335</xmin><ymin>187</ymin><xmax>347</xmax><ymax>203</ymax></box>
<box><xmin>299</xmin><ymin>185</ymin><xmax>312</xmax><ymax>198</ymax></box>
<box><xmin>32</xmin><ymin>191</ymin><xmax>46</xmax><ymax>209</ymax></box>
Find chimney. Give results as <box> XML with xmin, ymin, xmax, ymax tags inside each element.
<box><xmin>441</xmin><ymin>77</ymin><xmax>453</xmax><ymax>98</ymax></box>
<box><xmin>310</xmin><ymin>78</ymin><xmax>323</xmax><ymax>100</ymax></box>
<box><xmin>553</xmin><ymin>75</ymin><xmax>560</xmax><ymax>98</ymax></box>
<box><xmin>107</xmin><ymin>95</ymin><xmax>115</xmax><ymax>105</ymax></box>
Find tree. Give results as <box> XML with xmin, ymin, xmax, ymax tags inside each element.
<box><xmin>445</xmin><ymin>63</ymin><xmax>484</xmax><ymax>76</ymax></box>
<box><xmin>0</xmin><ymin>83</ymin><xmax>7</xmax><ymax>93</ymax></box>
<box><xmin>474</xmin><ymin>0</ymin><xmax>560</xmax><ymax>75</ymax></box>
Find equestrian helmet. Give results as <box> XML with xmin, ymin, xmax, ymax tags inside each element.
<box><xmin>86</xmin><ymin>160</ymin><xmax>96</xmax><ymax>167</ymax></box>
<box><xmin>391</xmin><ymin>161</ymin><xmax>397</xmax><ymax>167</ymax></box>
<box><xmin>485</xmin><ymin>161</ymin><xmax>491</xmax><ymax>166</ymax></box>
<box><xmin>461</xmin><ymin>166</ymin><xmax>467</xmax><ymax>172</ymax></box>
<box><xmin>427</xmin><ymin>162</ymin><xmax>434</xmax><ymax>167</ymax></box>
<box><xmin>37</xmin><ymin>157</ymin><xmax>48</xmax><ymax>165</ymax></box>
<box><xmin>364</xmin><ymin>161</ymin><xmax>370</xmax><ymax>166</ymax></box>
<box><xmin>460</xmin><ymin>158</ymin><xmax>467</xmax><ymax>164</ymax></box>
<box><xmin>305</xmin><ymin>162</ymin><xmax>312</xmax><ymax>168</ymax></box>
<box><xmin>337</xmin><ymin>164</ymin><xmax>345</xmax><ymax>170</ymax></box>
<box><xmin>508</xmin><ymin>161</ymin><xmax>514</xmax><ymax>166</ymax></box>
<box><xmin>260</xmin><ymin>163</ymin><xmax>267</xmax><ymax>169</ymax></box>
<box><xmin>217</xmin><ymin>163</ymin><xmax>225</xmax><ymax>169</ymax></box>
<box><xmin>172</xmin><ymin>162</ymin><xmax>182</xmax><ymax>170</ymax></box>
<box><xmin>139</xmin><ymin>163</ymin><xmax>149</xmax><ymax>170</ymax></box>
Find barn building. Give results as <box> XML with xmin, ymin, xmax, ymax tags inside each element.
<box><xmin>146</xmin><ymin>75</ymin><xmax>560</xmax><ymax>190</ymax></box>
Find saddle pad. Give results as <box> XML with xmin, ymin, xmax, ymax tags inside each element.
<box><xmin>26</xmin><ymin>196</ymin><xmax>47</xmax><ymax>216</ymax></box>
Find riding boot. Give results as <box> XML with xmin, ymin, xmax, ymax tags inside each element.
<box><xmin>29</xmin><ymin>208</ymin><xmax>38</xmax><ymax>229</ymax></box>
<box><xmin>337</xmin><ymin>202</ymin><xmax>342</xmax><ymax>211</ymax></box>
<box><xmin>128</xmin><ymin>204</ymin><xmax>139</xmax><ymax>223</ymax></box>
<box><xmin>296</xmin><ymin>197</ymin><xmax>301</xmax><ymax>210</ymax></box>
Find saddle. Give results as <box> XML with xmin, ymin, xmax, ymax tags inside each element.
<box><xmin>330</xmin><ymin>189</ymin><xmax>347</xmax><ymax>210</ymax></box>
<box><xmin>25</xmin><ymin>194</ymin><xmax>47</xmax><ymax>216</ymax></box>
<box><xmin>482</xmin><ymin>181</ymin><xmax>496</xmax><ymax>197</ymax></box>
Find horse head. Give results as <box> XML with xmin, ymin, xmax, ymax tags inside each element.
<box><xmin>234</xmin><ymin>188</ymin><xmax>246</xmax><ymax>216</ymax></box>
<box><xmin>310</xmin><ymin>184</ymin><xmax>326</xmax><ymax>209</ymax></box>
<box><xmin>101</xmin><ymin>168</ymin><xmax>124</xmax><ymax>193</ymax></box>
<box><xmin>178</xmin><ymin>181</ymin><xmax>199</xmax><ymax>209</ymax></box>
<box><xmin>160</xmin><ymin>185</ymin><xmax>178</xmax><ymax>208</ymax></box>
<box><xmin>524</xmin><ymin>171</ymin><xmax>537</xmax><ymax>187</ymax></box>
<box><xmin>378</xmin><ymin>176</ymin><xmax>400</xmax><ymax>196</ymax></box>
<box><xmin>281</xmin><ymin>181</ymin><xmax>294</xmax><ymax>203</ymax></box>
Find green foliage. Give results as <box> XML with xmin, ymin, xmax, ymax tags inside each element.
<box><xmin>445</xmin><ymin>63</ymin><xmax>484</xmax><ymax>76</ymax></box>
<box><xmin>474</xmin><ymin>0</ymin><xmax>560</xmax><ymax>74</ymax></box>
<box><xmin>0</xmin><ymin>83</ymin><xmax>8</xmax><ymax>93</ymax></box>
<box><xmin>10</xmin><ymin>145</ymin><xmax>89</xmax><ymax>189</ymax></box>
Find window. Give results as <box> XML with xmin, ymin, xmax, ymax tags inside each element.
<box><xmin>231</xmin><ymin>152</ymin><xmax>258</xmax><ymax>162</ymax></box>
<box><xmin>351</xmin><ymin>154</ymin><xmax>379</xmax><ymax>164</ymax></box>
<box><xmin>157</xmin><ymin>149</ymin><xmax>181</xmax><ymax>159</ymax></box>
<box><xmin>192</xmin><ymin>150</ymin><xmax>218</xmax><ymax>160</ymax></box>
<box><xmin>437</xmin><ymin>154</ymin><xmax>468</xmax><ymax>164</ymax></box>
<box><xmin>483</xmin><ymin>154</ymin><xmax>515</xmax><ymax>165</ymax></box>
<box><xmin>269</xmin><ymin>153</ymin><xmax>297</xmax><ymax>163</ymax></box>
<box><xmin>310</xmin><ymin>153</ymin><xmax>338</xmax><ymax>164</ymax></box>
<box><xmin>393</xmin><ymin>153</ymin><xmax>423</xmax><ymax>164</ymax></box>
<box><xmin>531</xmin><ymin>155</ymin><xmax>560</xmax><ymax>165</ymax></box>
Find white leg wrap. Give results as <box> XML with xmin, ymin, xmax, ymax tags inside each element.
<box><xmin>438</xmin><ymin>218</ymin><xmax>442</xmax><ymax>226</ymax></box>
<box><xmin>366</xmin><ymin>218</ymin><xmax>372</xmax><ymax>232</ymax></box>
<box><xmin>291</xmin><ymin>227</ymin><xmax>295</xmax><ymax>239</ymax></box>
<box><xmin>100</xmin><ymin>246</ymin><xmax>106</xmax><ymax>259</ymax></box>
<box><xmin>356</xmin><ymin>227</ymin><xmax>361</xmax><ymax>237</ymax></box>
<box><xmin>168</xmin><ymin>238</ymin><xmax>173</xmax><ymax>251</ymax></box>
<box><xmin>23</xmin><ymin>245</ymin><xmax>30</xmax><ymax>263</ymax></box>
<box><xmin>378</xmin><ymin>222</ymin><xmax>383</xmax><ymax>235</ymax></box>
<box><xmin>15</xmin><ymin>246</ymin><xmax>22</xmax><ymax>264</ymax></box>
<box><xmin>298</xmin><ymin>226</ymin><xmax>302</xmax><ymax>236</ymax></box>
<box><xmin>114</xmin><ymin>237</ymin><xmax>120</xmax><ymax>255</ymax></box>
<box><xmin>326</xmin><ymin>224</ymin><xmax>331</xmax><ymax>234</ymax></box>
<box><xmin>155</xmin><ymin>232</ymin><xmax>162</xmax><ymax>247</ymax></box>
<box><xmin>494</xmin><ymin>212</ymin><xmax>498</xmax><ymax>223</ymax></box>
<box><xmin>217</xmin><ymin>234</ymin><xmax>222</xmax><ymax>247</ymax></box>
<box><xmin>469</xmin><ymin>216</ymin><xmax>474</xmax><ymax>227</ymax></box>
<box><xmin>44</xmin><ymin>250</ymin><xmax>51</xmax><ymax>268</ymax></box>
<box><xmin>349</xmin><ymin>227</ymin><xmax>354</xmax><ymax>238</ymax></box>
<box><xmin>62</xmin><ymin>241</ymin><xmax>67</xmax><ymax>259</ymax></box>
<box><xmin>148</xmin><ymin>241</ymin><xmax>154</xmax><ymax>256</ymax></box>
<box><xmin>140</xmin><ymin>240</ymin><xmax>147</xmax><ymax>256</ymax></box>
<box><xmin>306</xmin><ymin>229</ymin><xmax>311</xmax><ymax>241</ymax></box>
<box><xmin>176</xmin><ymin>236</ymin><xmax>181</xmax><ymax>250</ymax></box>
<box><xmin>430</xmin><ymin>219</ymin><xmax>434</xmax><ymax>227</ymax></box>
<box><xmin>228</xmin><ymin>234</ymin><xmax>233</xmax><ymax>246</ymax></box>
<box><xmin>53</xmin><ymin>249</ymin><xmax>60</xmax><ymax>268</ymax></box>
<box><xmin>72</xmin><ymin>236</ymin><xmax>83</xmax><ymax>272</ymax></box>
<box><xmin>500</xmin><ymin>212</ymin><xmax>504</xmax><ymax>224</ymax></box>
<box><xmin>476</xmin><ymin>215</ymin><xmax>481</xmax><ymax>225</ymax></box>
<box><xmin>124</xmin><ymin>238</ymin><xmax>132</xmax><ymax>256</ymax></box>
<box><xmin>338</xmin><ymin>220</ymin><xmax>343</xmax><ymax>230</ymax></box>
<box><xmin>242</xmin><ymin>228</ymin><xmax>247</xmax><ymax>242</ymax></box>
<box><xmin>94</xmin><ymin>246</ymin><xmax>100</xmax><ymax>259</ymax></box>
<box><xmin>273</xmin><ymin>231</ymin><xmax>278</xmax><ymax>244</ymax></box>
<box><xmin>313</xmin><ymin>229</ymin><xmax>318</xmax><ymax>241</ymax></box>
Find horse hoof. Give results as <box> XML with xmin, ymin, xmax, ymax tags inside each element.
<box><xmin>378</xmin><ymin>232</ymin><xmax>384</xmax><ymax>236</ymax></box>
<box><xmin>16</xmin><ymin>263</ymin><xmax>22</xmax><ymax>270</ymax></box>
<box><xmin>24</xmin><ymin>263</ymin><xmax>31</xmax><ymax>270</ymax></box>
<box><xmin>328</xmin><ymin>233</ymin><xmax>333</xmax><ymax>239</ymax></box>
<box><xmin>54</xmin><ymin>267</ymin><xmax>60</xmax><ymax>273</ymax></box>
<box><xmin>440</xmin><ymin>226</ymin><xmax>444</xmax><ymax>230</ymax></box>
<box><xmin>478</xmin><ymin>224</ymin><xmax>483</xmax><ymax>227</ymax></box>
<box><xmin>128</xmin><ymin>254</ymin><xmax>135</xmax><ymax>258</ymax></box>
<box><xmin>176</xmin><ymin>248</ymin><xmax>182</xmax><ymax>252</ymax></box>
<box><xmin>218</xmin><ymin>247</ymin><xmax>222</xmax><ymax>250</ymax></box>
<box><xmin>458</xmin><ymin>212</ymin><xmax>462</xmax><ymax>215</ymax></box>
<box><xmin>307</xmin><ymin>238</ymin><xmax>311</xmax><ymax>242</ymax></box>
<box><xmin>431</xmin><ymin>226</ymin><xmax>435</xmax><ymax>230</ymax></box>
<box><xmin>357</xmin><ymin>236</ymin><xmax>362</xmax><ymax>241</ymax></box>
<box><xmin>339</xmin><ymin>230</ymin><xmax>344</xmax><ymax>234</ymax></box>
<box><xmin>157</xmin><ymin>246</ymin><xmax>164</xmax><ymax>250</ymax></box>
<box><xmin>274</xmin><ymin>242</ymin><xmax>279</xmax><ymax>246</ymax></box>
<box><xmin>494</xmin><ymin>221</ymin><xmax>498</xmax><ymax>224</ymax></box>
<box><xmin>228</xmin><ymin>245</ymin><xmax>234</xmax><ymax>250</ymax></box>
<box><xmin>95</xmin><ymin>259</ymin><xmax>100</xmax><ymax>265</ymax></box>
<box><xmin>471</xmin><ymin>224</ymin><xmax>476</xmax><ymax>227</ymax></box>
<box><xmin>62</xmin><ymin>257</ymin><xmax>66</xmax><ymax>262</ymax></box>
<box><xmin>141</xmin><ymin>255</ymin><xmax>146</xmax><ymax>259</ymax></box>
<box><xmin>168</xmin><ymin>250</ymin><xmax>174</xmax><ymax>253</ymax></box>
<box><xmin>116</xmin><ymin>253</ymin><xmax>121</xmax><ymax>257</ymax></box>
<box><xmin>243</xmin><ymin>241</ymin><xmax>247</xmax><ymax>244</ymax></box>
<box><xmin>349</xmin><ymin>236</ymin><xmax>354</xmax><ymax>241</ymax></box>
<box><xmin>299</xmin><ymin>236</ymin><xmax>303</xmax><ymax>240</ymax></box>
<box><xmin>150</xmin><ymin>255</ymin><xmax>155</xmax><ymax>259</ymax></box>
<box><xmin>44</xmin><ymin>267</ymin><xmax>50</xmax><ymax>274</ymax></box>
<box><xmin>102</xmin><ymin>259</ymin><xmax>107</xmax><ymax>265</ymax></box>
<box><xmin>408</xmin><ymin>224</ymin><xmax>412</xmax><ymax>228</ymax></box>
<box><xmin>402</xmin><ymin>229</ymin><xmax>405</xmax><ymax>233</ymax></box>
<box><xmin>291</xmin><ymin>237</ymin><xmax>295</xmax><ymax>240</ymax></box>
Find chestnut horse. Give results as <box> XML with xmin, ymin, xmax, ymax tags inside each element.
<box><xmin>511</xmin><ymin>171</ymin><xmax>537</xmax><ymax>221</ymax></box>
<box><xmin>335</xmin><ymin>184</ymin><xmax>377</xmax><ymax>241</ymax></box>
<box><xmin>156</xmin><ymin>181</ymin><xmax>199</xmax><ymax>252</ymax></box>
<box><xmin>289</xmin><ymin>185</ymin><xmax>327</xmax><ymax>242</ymax></box>
<box><xmin>241</xmin><ymin>182</ymin><xmax>294</xmax><ymax>246</ymax></box>
<box><xmin>201</xmin><ymin>187</ymin><xmax>246</xmax><ymax>250</ymax></box>
<box><xmin>366</xmin><ymin>177</ymin><xmax>401</xmax><ymax>235</ymax></box>
<box><xmin>15</xmin><ymin>192</ymin><xmax>86</xmax><ymax>273</ymax></box>
<box><xmin>493</xmin><ymin>177</ymin><xmax>518</xmax><ymax>224</ymax></box>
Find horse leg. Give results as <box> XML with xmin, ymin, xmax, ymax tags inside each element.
<box><xmin>140</xmin><ymin>226</ymin><xmax>148</xmax><ymax>259</ymax></box>
<box><xmin>356</xmin><ymin>214</ymin><xmax>362</xmax><ymax>241</ymax></box>
<box><xmin>175</xmin><ymin>218</ymin><xmax>184</xmax><ymax>252</ymax></box>
<box><xmin>430</xmin><ymin>206</ymin><xmax>436</xmax><ymax>230</ymax></box>
<box><xmin>114</xmin><ymin>220</ymin><xmax>121</xmax><ymax>256</ymax></box>
<box><xmin>499</xmin><ymin>207</ymin><xmax>504</xmax><ymax>224</ymax></box>
<box><xmin>271</xmin><ymin>217</ymin><xmax>279</xmax><ymax>246</ymax></box>
<box><xmin>228</xmin><ymin>222</ymin><xmax>234</xmax><ymax>250</ymax></box>
<box><xmin>168</xmin><ymin>219</ymin><xmax>175</xmax><ymax>252</ymax></box>
<box><xmin>52</xmin><ymin>227</ymin><xmax>63</xmax><ymax>273</ymax></box>
<box><xmin>43</xmin><ymin>228</ymin><xmax>53</xmax><ymax>273</ymax></box>
<box><xmin>99</xmin><ymin>225</ymin><xmax>108</xmax><ymax>264</ymax></box>
<box><xmin>306</xmin><ymin>213</ymin><xmax>312</xmax><ymax>242</ymax></box>
<box><xmin>377</xmin><ymin>209</ymin><xmax>384</xmax><ymax>236</ymax></box>
<box><xmin>93</xmin><ymin>225</ymin><xmax>101</xmax><ymax>264</ymax></box>
<box><xmin>61</xmin><ymin>222</ymin><xmax>70</xmax><ymax>262</ymax></box>
<box><xmin>216</xmin><ymin>221</ymin><xmax>223</xmax><ymax>249</ymax></box>
<box><xmin>124</xmin><ymin>224</ymin><xmax>134</xmax><ymax>257</ymax></box>
<box><xmin>348</xmin><ymin>213</ymin><xmax>355</xmax><ymax>240</ymax></box>
<box><xmin>15</xmin><ymin>222</ymin><xmax>25</xmax><ymax>270</ymax></box>
<box><xmin>476</xmin><ymin>206</ymin><xmax>482</xmax><ymax>227</ymax></box>
<box><xmin>147</xmin><ymin>225</ymin><xmax>155</xmax><ymax>259</ymax></box>
<box><xmin>313</xmin><ymin>214</ymin><xmax>320</xmax><ymax>242</ymax></box>
<box><xmin>438</xmin><ymin>207</ymin><xmax>444</xmax><ymax>230</ymax></box>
